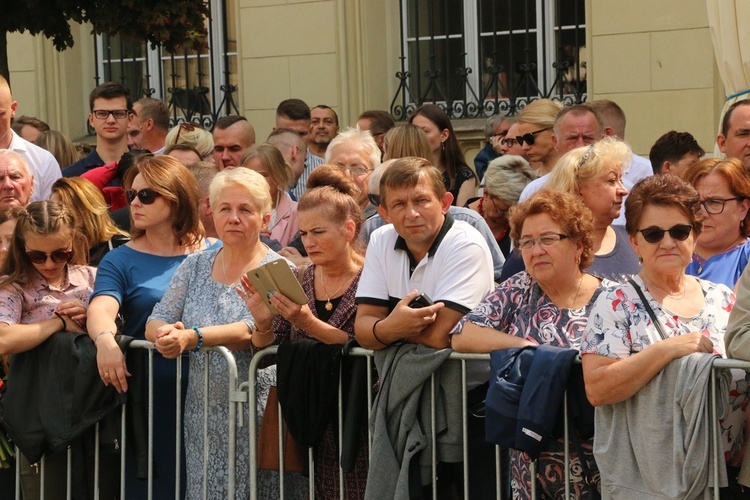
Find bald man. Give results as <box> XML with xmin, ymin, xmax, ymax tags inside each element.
<box><xmin>212</xmin><ymin>115</ymin><xmax>256</xmax><ymax>169</ymax></box>
<box><xmin>0</xmin><ymin>76</ymin><xmax>59</xmax><ymax>200</ymax></box>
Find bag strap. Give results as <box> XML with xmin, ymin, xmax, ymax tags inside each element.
<box><xmin>628</xmin><ymin>278</ymin><xmax>669</xmax><ymax>341</ymax></box>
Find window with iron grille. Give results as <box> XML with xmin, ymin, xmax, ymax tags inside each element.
<box><xmin>391</xmin><ymin>0</ymin><xmax>586</xmax><ymax>120</ymax></box>
<box><xmin>93</xmin><ymin>0</ymin><xmax>239</xmax><ymax>130</ymax></box>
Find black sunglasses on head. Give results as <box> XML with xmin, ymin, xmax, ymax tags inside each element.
<box><xmin>637</xmin><ymin>224</ymin><xmax>693</xmax><ymax>244</ymax></box>
<box><xmin>26</xmin><ymin>249</ymin><xmax>74</xmax><ymax>264</ymax></box>
<box><xmin>516</xmin><ymin>127</ymin><xmax>552</xmax><ymax>146</ymax></box>
<box><xmin>125</xmin><ymin>188</ymin><xmax>160</xmax><ymax>205</ymax></box>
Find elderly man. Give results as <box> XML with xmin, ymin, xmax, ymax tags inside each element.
<box><xmin>0</xmin><ymin>77</ymin><xmax>60</xmax><ymax>200</ymax></box>
<box><xmin>325</xmin><ymin>127</ymin><xmax>380</xmax><ymax>218</ymax></box>
<box><xmin>475</xmin><ymin>115</ymin><xmax>510</xmax><ymax>180</ymax></box>
<box><xmin>0</xmin><ymin>151</ymin><xmax>33</xmax><ymax>208</ymax></box>
<box><xmin>212</xmin><ymin>115</ymin><xmax>256</xmax><ymax>169</ymax></box>
<box><xmin>717</xmin><ymin>98</ymin><xmax>750</xmax><ymax>170</ymax></box>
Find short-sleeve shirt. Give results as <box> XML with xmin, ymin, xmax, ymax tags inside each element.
<box><xmin>687</xmin><ymin>239</ymin><xmax>750</xmax><ymax>290</ymax></box>
<box><xmin>355</xmin><ymin>214</ymin><xmax>494</xmax><ymax>315</ymax></box>
<box><xmin>0</xmin><ymin>265</ymin><xmax>96</xmax><ymax>325</ymax></box>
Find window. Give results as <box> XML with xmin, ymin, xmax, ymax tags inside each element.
<box><xmin>392</xmin><ymin>0</ymin><xmax>586</xmax><ymax>120</ymax></box>
<box><xmin>93</xmin><ymin>0</ymin><xmax>239</xmax><ymax>129</ymax></box>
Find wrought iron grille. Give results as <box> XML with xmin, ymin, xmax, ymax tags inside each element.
<box><xmin>92</xmin><ymin>0</ymin><xmax>239</xmax><ymax>131</ymax></box>
<box><xmin>391</xmin><ymin>0</ymin><xmax>587</xmax><ymax>121</ymax></box>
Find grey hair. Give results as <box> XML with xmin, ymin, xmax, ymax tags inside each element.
<box><xmin>483</xmin><ymin>115</ymin><xmax>507</xmax><ymax>138</ymax></box>
<box><xmin>483</xmin><ymin>155</ymin><xmax>537</xmax><ymax>205</ymax></box>
<box><xmin>325</xmin><ymin>127</ymin><xmax>381</xmax><ymax>170</ymax></box>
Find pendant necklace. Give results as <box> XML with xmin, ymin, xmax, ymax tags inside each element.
<box><xmin>321</xmin><ymin>270</ymin><xmax>354</xmax><ymax>311</ymax></box>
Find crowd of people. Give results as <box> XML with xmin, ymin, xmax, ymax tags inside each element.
<box><xmin>2</xmin><ymin>75</ymin><xmax>750</xmax><ymax>500</ymax></box>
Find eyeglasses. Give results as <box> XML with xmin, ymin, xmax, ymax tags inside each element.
<box><xmin>516</xmin><ymin>233</ymin><xmax>568</xmax><ymax>251</ymax></box>
<box><xmin>637</xmin><ymin>224</ymin><xmax>693</xmax><ymax>244</ymax></box>
<box><xmin>516</xmin><ymin>127</ymin><xmax>552</xmax><ymax>146</ymax></box>
<box><xmin>175</xmin><ymin>122</ymin><xmax>196</xmax><ymax>143</ymax></box>
<box><xmin>125</xmin><ymin>188</ymin><xmax>160</xmax><ymax>205</ymax></box>
<box><xmin>500</xmin><ymin>137</ymin><xmax>518</xmax><ymax>148</ymax></box>
<box><xmin>699</xmin><ymin>197</ymin><xmax>743</xmax><ymax>215</ymax></box>
<box><xmin>26</xmin><ymin>248</ymin><xmax>73</xmax><ymax>264</ymax></box>
<box><xmin>368</xmin><ymin>193</ymin><xmax>381</xmax><ymax>206</ymax></box>
<box><xmin>336</xmin><ymin>164</ymin><xmax>372</xmax><ymax>177</ymax></box>
<box><xmin>92</xmin><ymin>109</ymin><xmax>130</xmax><ymax>120</ymax></box>
<box><xmin>487</xmin><ymin>196</ymin><xmax>510</xmax><ymax>217</ymax></box>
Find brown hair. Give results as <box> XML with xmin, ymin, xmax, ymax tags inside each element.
<box><xmin>625</xmin><ymin>174</ymin><xmax>703</xmax><ymax>236</ymax></box>
<box><xmin>34</xmin><ymin>130</ymin><xmax>82</xmax><ymax>169</ymax></box>
<box><xmin>241</xmin><ymin>143</ymin><xmax>294</xmax><ymax>192</ymax></box>
<box><xmin>380</xmin><ymin>156</ymin><xmax>446</xmax><ymax>206</ymax></box>
<box><xmin>300</xmin><ymin>166</ymin><xmax>364</xmax><ymax>245</ymax></box>
<box><xmin>383</xmin><ymin>124</ymin><xmax>434</xmax><ymax>164</ymax></box>
<box><xmin>123</xmin><ymin>155</ymin><xmax>204</xmax><ymax>246</ymax></box>
<box><xmin>509</xmin><ymin>189</ymin><xmax>595</xmax><ymax>270</ymax></box>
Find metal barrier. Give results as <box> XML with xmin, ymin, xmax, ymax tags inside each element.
<box><xmin>9</xmin><ymin>340</ymin><xmax>239</xmax><ymax>500</ymax></box>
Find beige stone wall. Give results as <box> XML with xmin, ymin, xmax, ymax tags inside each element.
<box><xmin>588</xmin><ymin>0</ymin><xmax>723</xmax><ymax>156</ymax></box>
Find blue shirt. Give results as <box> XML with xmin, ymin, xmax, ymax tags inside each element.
<box><xmin>687</xmin><ymin>239</ymin><xmax>750</xmax><ymax>289</ymax></box>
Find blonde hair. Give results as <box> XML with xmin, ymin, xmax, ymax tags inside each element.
<box><xmin>164</xmin><ymin>123</ymin><xmax>214</xmax><ymax>159</ymax></box>
<box><xmin>546</xmin><ymin>137</ymin><xmax>632</xmax><ymax>195</ymax></box>
<box><xmin>240</xmin><ymin>143</ymin><xmax>294</xmax><ymax>192</ymax></box>
<box><xmin>34</xmin><ymin>130</ymin><xmax>81</xmax><ymax>169</ymax></box>
<box><xmin>383</xmin><ymin>124</ymin><xmax>434</xmax><ymax>164</ymax></box>
<box><xmin>516</xmin><ymin>99</ymin><xmax>563</xmax><ymax>128</ymax></box>
<box><xmin>209</xmin><ymin>167</ymin><xmax>272</xmax><ymax>217</ymax></box>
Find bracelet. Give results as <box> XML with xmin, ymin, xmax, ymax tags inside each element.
<box><xmin>94</xmin><ymin>330</ymin><xmax>116</xmax><ymax>343</ymax></box>
<box><xmin>372</xmin><ymin>319</ymin><xmax>390</xmax><ymax>346</ymax></box>
<box><xmin>54</xmin><ymin>312</ymin><xmax>66</xmax><ymax>332</ymax></box>
<box><xmin>191</xmin><ymin>326</ymin><xmax>203</xmax><ymax>352</ymax></box>
<box><xmin>253</xmin><ymin>323</ymin><xmax>273</xmax><ymax>336</ymax></box>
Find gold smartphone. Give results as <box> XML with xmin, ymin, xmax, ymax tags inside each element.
<box><xmin>246</xmin><ymin>260</ymin><xmax>308</xmax><ymax>315</ymax></box>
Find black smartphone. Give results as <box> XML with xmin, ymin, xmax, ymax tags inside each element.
<box><xmin>409</xmin><ymin>292</ymin><xmax>434</xmax><ymax>309</ymax></box>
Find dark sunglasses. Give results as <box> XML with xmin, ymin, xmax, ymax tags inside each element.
<box><xmin>516</xmin><ymin>127</ymin><xmax>552</xmax><ymax>146</ymax></box>
<box><xmin>26</xmin><ymin>249</ymin><xmax>74</xmax><ymax>264</ymax></box>
<box><xmin>637</xmin><ymin>224</ymin><xmax>693</xmax><ymax>244</ymax></box>
<box><xmin>125</xmin><ymin>188</ymin><xmax>160</xmax><ymax>205</ymax></box>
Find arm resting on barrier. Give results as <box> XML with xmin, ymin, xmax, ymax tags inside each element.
<box><xmin>450</xmin><ymin>321</ymin><xmax>535</xmax><ymax>353</ymax></box>
<box><xmin>87</xmin><ymin>294</ymin><xmax>131</xmax><ymax>393</ymax></box>
<box><xmin>146</xmin><ymin>319</ymin><xmax>252</xmax><ymax>357</ymax></box>
<box><xmin>0</xmin><ymin>318</ymin><xmax>66</xmax><ymax>355</ymax></box>
<box><xmin>581</xmin><ymin>331</ymin><xmax>714</xmax><ymax>406</ymax></box>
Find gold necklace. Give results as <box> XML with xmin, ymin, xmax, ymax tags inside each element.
<box><xmin>221</xmin><ymin>247</ymin><xmax>263</xmax><ymax>287</ymax></box>
<box><xmin>321</xmin><ymin>270</ymin><xmax>354</xmax><ymax>311</ymax></box>
<box><xmin>640</xmin><ymin>273</ymin><xmax>686</xmax><ymax>300</ymax></box>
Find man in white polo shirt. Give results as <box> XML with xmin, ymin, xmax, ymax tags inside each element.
<box><xmin>354</xmin><ymin>156</ymin><xmax>493</xmax><ymax>350</ymax></box>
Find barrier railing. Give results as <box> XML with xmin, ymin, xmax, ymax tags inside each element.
<box><xmin>9</xmin><ymin>340</ymin><xmax>238</xmax><ymax>500</ymax></box>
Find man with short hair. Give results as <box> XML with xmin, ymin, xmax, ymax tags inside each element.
<box><xmin>357</xmin><ymin>110</ymin><xmax>395</xmax><ymax>157</ymax></box>
<box><xmin>0</xmin><ymin>151</ymin><xmax>34</xmax><ymax>208</ymax></box>
<box><xmin>127</xmin><ymin>119</ymin><xmax>143</xmax><ymax>149</ymax></box>
<box><xmin>308</xmin><ymin>105</ymin><xmax>339</xmax><ymax>160</ymax></box>
<box><xmin>717</xmin><ymin>99</ymin><xmax>750</xmax><ymax>170</ymax></box>
<box><xmin>11</xmin><ymin>115</ymin><xmax>49</xmax><ymax>142</ymax></box>
<box><xmin>325</xmin><ymin>128</ymin><xmax>380</xmax><ymax>218</ymax></box>
<box><xmin>650</xmin><ymin>130</ymin><xmax>705</xmax><ymax>175</ymax></box>
<box><xmin>186</xmin><ymin>161</ymin><xmax>221</xmax><ymax>238</ymax></box>
<box><xmin>212</xmin><ymin>115</ymin><xmax>256</xmax><ymax>169</ymax></box>
<box><xmin>474</xmin><ymin>115</ymin><xmax>510</xmax><ymax>180</ymax></box>
<box><xmin>274</xmin><ymin>98</ymin><xmax>311</xmax><ymax>140</ymax></box>
<box><xmin>0</xmin><ymin>77</ymin><xmax>60</xmax><ymax>200</ymax></box>
<box><xmin>133</xmin><ymin>98</ymin><xmax>170</xmax><ymax>154</ymax></box>
<box><xmin>63</xmin><ymin>81</ymin><xmax>133</xmax><ymax>177</ymax></box>
<box><xmin>267</xmin><ymin>127</ymin><xmax>308</xmax><ymax>199</ymax></box>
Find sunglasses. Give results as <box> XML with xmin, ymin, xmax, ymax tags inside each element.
<box><xmin>516</xmin><ymin>127</ymin><xmax>552</xmax><ymax>146</ymax></box>
<box><xmin>175</xmin><ymin>122</ymin><xmax>196</xmax><ymax>143</ymax></box>
<box><xmin>637</xmin><ymin>224</ymin><xmax>693</xmax><ymax>244</ymax></box>
<box><xmin>125</xmin><ymin>188</ymin><xmax>160</xmax><ymax>205</ymax></box>
<box><xmin>26</xmin><ymin>249</ymin><xmax>74</xmax><ymax>264</ymax></box>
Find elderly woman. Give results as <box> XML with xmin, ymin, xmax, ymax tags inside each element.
<box><xmin>409</xmin><ymin>104</ymin><xmax>477</xmax><ymax>206</ymax></box>
<box><xmin>325</xmin><ymin>127</ymin><xmax>381</xmax><ymax>218</ymax></box>
<box><xmin>145</xmin><ymin>167</ymin><xmax>291</xmax><ymax>499</ymax></box>
<box><xmin>500</xmin><ymin>137</ymin><xmax>641</xmax><ymax>282</ymax></box>
<box><xmin>242</xmin><ymin>143</ymin><xmax>298</xmax><ymax>247</ymax></box>
<box><xmin>452</xmin><ymin>189</ymin><xmax>603</xmax><ymax>498</ymax></box>
<box><xmin>50</xmin><ymin>177</ymin><xmax>129</xmax><ymax>266</ymax></box>
<box><xmin>515</xmin><ymin>99</ymin><xmax>563</xmax><ymax>175</ymax></box>
<box><xmin>87</xmin><ymin>155</ymin><xmax>218</xmax><ymax>498</ymax></box>
<box><xmin>466</xmin><ymin>155</ymin><xmax>536</xmax><ymax>257</ymax></box>
<box><xmin>581</xmin><ymin>175</ymin><xmax>744</xmax><ymax>497</ymax></box>
<box><xmin>681</xmin><ymin>158</ymin><xmax>750</xmax><ymax>288</ymax></box>
<box><xmin>240</xmin><ymin>166</ymin><xmax>367</xmax><ymax>498</ymax></box>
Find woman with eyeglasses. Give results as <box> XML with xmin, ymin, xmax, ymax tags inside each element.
<box><xmin>680</xmin><ymin>158</ymin><xmax>750</xmax><ymax>289</ymax></box>
<box><xmin>514</xmin><ymin>99</ymin><xmax>563</xmax><ymax>175</ymax></box>
<box><xmin>0</xmin><ymin>201</ymin><xmax>97</xmax><ymax>498</ymax></box>
<box><xmin>466</xmin><ymin>155</ymin><xmax>536</xmax><ymax>257</ymax></box>
<box><xmin>580</xmin><ymin>174</ymin><xmax>745</xmax><ymax>497</ymax></box>
<box><xmin>409</xmin><ymin>104</ymin><xmax>477</xmax><ymax>206</ymax></box>
<box><xmin>241</xmin><ymin>143</ymin><xmax>298</xmax><ymax>247</ymax></box>
<box><xmin>452</xmin><ymin>189</ymin><xmax>604</xmax><ymax>498</ymax></box>
<box><xmin>86</xmin><ymin>154</ymin><xmax>218</xmax><ymax>498</ymax></box>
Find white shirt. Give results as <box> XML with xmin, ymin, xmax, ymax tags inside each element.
<box><xmin>8</xmin><ymin>131</ymin><xmax>61</xmax><ymax>202</ymax></box>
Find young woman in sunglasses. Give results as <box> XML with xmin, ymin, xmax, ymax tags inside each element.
<box><xmin>514</xmin><ymin>98</ymin><xmax>562</xmax><ymax>175</ymax></box>
<box><xmin>0</xmin><ymin>201</ymin><xmax>96</xmax><ymax>497</ymax></box>
<box><xmin>86</xmin><ymin>154</ymin><xmax>218</xmax><ymax>498</ymax></box>
<box><xmin>581</xmin><ymin>174</ymin><xmax>745</xmax><ymax>496</ymax></box>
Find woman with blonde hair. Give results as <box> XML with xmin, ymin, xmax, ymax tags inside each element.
<box><xmin>242</xmin><ymin>143</ymin><xmax>298</xmax><ymax>246</ymax></box>
<box><xmin>383</xmin><ymin>123</ymin><xmax>434</xmax><ymax>164</ymax></box>
<box><xmin>164</xmin><ymin>122</ymin><xmax>215</xmax><ymax>161</ymax></box>
<box><xmin>51</xmin><ymin>177</ymin><xmax>129</xmax><ymax>266</ymax></box>
<box><xmin>515</xmin><ymin>99</ymin><xmax>563</xmax><ymax>174</ymax></box>
<box><xmin>34</xmin><ymin>130</ymin><xmax>82</xmax><ymax>169</ymax></box>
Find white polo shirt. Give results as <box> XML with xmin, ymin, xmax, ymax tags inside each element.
<box><xmin>8</xmin><ymin>131</ymin><xmax>61</xmax><ymax>202</ymax></box>
<box><xmin>356</xmin><ymin>214</ymin><xmax>494</xmax><ymax>314</ymax></box>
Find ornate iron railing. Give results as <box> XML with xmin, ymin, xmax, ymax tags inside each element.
<box><xmin>391</xmin><ymin>0</ymin><xmax>587</xmax><ymax>121</ymax></box>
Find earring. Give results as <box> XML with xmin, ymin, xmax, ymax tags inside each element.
<box><xmin>441</xmin><ymin>141</ymin><xmax>446</xmax><ymax>151</ymax></box>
